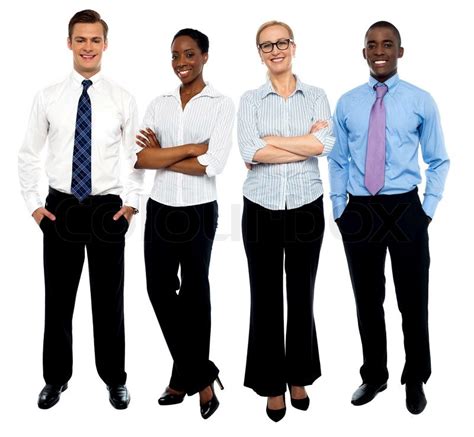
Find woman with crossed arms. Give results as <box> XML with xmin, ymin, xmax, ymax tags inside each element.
<box><xmin>238</xmin><ymin>20</ymin><xmax>335</xmax><ymax>422</ymax></box>
<box><xmin>135</xmin><ymin>28</ymin><xmax>234</xmax><ymax>420</ymax></box>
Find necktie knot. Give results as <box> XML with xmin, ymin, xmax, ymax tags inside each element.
<box><xmin>375</xmin><ymin>84</ymin><xmax>388</xmax><ymax>99</ymax></box>
<box><xmin>82</xmin><ymin>80</ymin><xmax>93</xmax><ymax>91</ymax></box>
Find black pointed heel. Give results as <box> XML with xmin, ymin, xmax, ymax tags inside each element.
<box><xmin>200</xmin><ymin>376</ymin><xmax>224</xmax><ymax>419</ymax></box>
<box><xmin>266</xmin><ymin>395</ymin><xmax>286</xmax><ymax>422</ymax></box>
<box><xmin>288</xmin><ymin>384</ymin><xmax>310</xmax><ymax>411</ymax></box>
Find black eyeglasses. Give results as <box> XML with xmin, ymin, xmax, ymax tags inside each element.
<box><xmin>257</xmin><ymin>38</ymin><xmax>293</xmax><ymax>53</ymax></box>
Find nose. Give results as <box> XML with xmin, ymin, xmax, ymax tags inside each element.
<box><xmin>374</xmin><ymin>43</ymin><xmax>385</xmax><ymax>56</ymax></box>
<box><xmin>84</xmin><ymin>40</ymin><xmax>93</xmax><ymax>52</ymax></box>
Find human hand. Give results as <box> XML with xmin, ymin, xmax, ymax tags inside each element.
<box><xmin>190</xmin><ymin>143</ymin><xmax>209</xmax><ymax>156</ymax></box>
<box><xmin>32</xmin><ymin>207</ymin><xmax>56</xmax><ymax>225</ymax></box>
<box><xmin>113</xmin><ymin>206</ymin><xmax>136</xmax><ymax>224</ymax></box>
<box><xmin>136</xmin><ymin>128</ymin><xmax>161</xmax><ymax>148</ymax></box>
<box><xmin>309</xmin><ymin>120</ymin><xmax>329</xmax><ymax>134</ymax></box>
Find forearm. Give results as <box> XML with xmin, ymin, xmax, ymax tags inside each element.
<box><xmin>167</xmin><ymin>157</ymin><xmax>207</xmax><ymax>175</ymax></box>
<box><xmin>135</xmin><ymin>144</ymin><xmax>201</xmax><ymax>169</ymax></box>
<box><xmin>253</xmin><ymin>144</ymin><xmax>307</xmax><ymax>164</ymax></box>
<box><xmin>264</xmin><ymin>134</ymin><xmax>324</xmax><ymax>157</ymax></box>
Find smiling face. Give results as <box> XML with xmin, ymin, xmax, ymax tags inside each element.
<box><xmin>68</xmin><ymin>22</ymin><xmax>107</xmax><ymax>78</ymax></box>
<box><xmin>363</xmin><ymin>26</ymin><xmax>404</xmax><ymax>82</ymax></box>
<box><xmin>258</xmin><ymin>24</ymin><xmax>295</xmax><ymax>76</ymax></box>
<box><xmin>171</xmin><ymin>35</ymin><xmax>208</xmax><ymax>86</ymax></box>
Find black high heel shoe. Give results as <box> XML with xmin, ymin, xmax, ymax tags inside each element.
<box><xmin>200</xmin><ymin>376</ymin><xmax>224</xmax><ymax>419</ymax></box>
<box><xmin>288</xmin><ymin>384</ymin><xmax>310</xmax><ymax>411</ymax></box>
<box><xmin>266</xmin><ymin>394</ymin><xmax>286</xmax><ymax>422</ymax></box>
<box><xmin>158</xmin><ymin>387</ymin><xmax>186</xmax><ymax>406</ymax></box>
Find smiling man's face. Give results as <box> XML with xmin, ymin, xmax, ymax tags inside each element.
<box><xmin>68</xmin><ymin>22</ymin><xmax>107</xmax><ymax>78</ymax></box>
<box><xmin>363</xmin><ymin>26</ymin><xmax>404</xmax><ymax>82</ymax></box>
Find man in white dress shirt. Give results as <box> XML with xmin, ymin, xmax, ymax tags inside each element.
<box><xmin>18</xmin><ymin>9</ymin><xmax>142</xmax><ymax>409</ymax></box>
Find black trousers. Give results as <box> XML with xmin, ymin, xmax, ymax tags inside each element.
<box><xmin>337</xmin><ymin>188</ymin><xmax>431</xmax><ymax>385</ymax></box>
<box><xmin>40</xmin><ymin>188</ymin><xmax>128</xmax><ymax>386</ymax></box>
<box><xmin>242</xmin><ymin>196</ymin><xmax>325</xmax><ymax>397</ymax></box>
<box><xmin>144</xmin><ymin>199</ymin><xmax>219</xmax><ymax>396</ymax></box>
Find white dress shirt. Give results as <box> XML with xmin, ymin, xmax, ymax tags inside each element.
<box><xmin>238</xmin><ymin>78</ymin><xmax>335</xmax><ymax>210</ymax></box>
<box><xmin>18</xmin><ymin>70</ymin><xmax>143</xmax><ymax>214</ymax></box>
<box><xmin>140</xmin><ymin>83</ymin><xmax>234</xmax><ymax>207</ymax></box>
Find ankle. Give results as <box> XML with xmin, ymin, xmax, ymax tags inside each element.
<box><xmin>267</xmin><ymin>395</ymin><xmax>285</xmax><ymax>410</ymax></box>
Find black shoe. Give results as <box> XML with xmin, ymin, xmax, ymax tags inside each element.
<box><xmin>351</xmin><ymin>382</ymin><xmax>387</xmax><ymax>406</ymax></box>
<box><xmin>38</xmin><ymin>383</ymin><xmax>68</xmax><ymax>409</ymax></box>
<box><xmin>200</xmin><ymin>376</ymin><xmax>223</xmax><ymax>419</ymax></box>
<box><xmin>288</xmin><ymin>384</ymin><xmax>310</xmax><ymax>411</ymax></box>
<box><xmin>158</xmin><ymin>387</ymin><xmax>186</xmax><ymax>406</ymax></box>
<box><xmin>406</xmin><ymin>382</ymin><xmax>427</xmax><ymax>415</ymax></box>
<box><xmin>107</xmin><ymin>384</ymin><xmax>130</xmax><ymax>410</ymax></box>
<box><xmin>266</xmin><ymin>394</ymin><xmax>286</xmax><ymax>422</ymax></box>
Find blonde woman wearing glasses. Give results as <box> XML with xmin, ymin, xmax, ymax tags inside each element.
<box><xmin>238</xmin><ymin>20</ymin><xmax>335</xmax><ymax>421</ymax></box>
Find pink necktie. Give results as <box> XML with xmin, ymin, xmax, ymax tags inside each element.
<box><xmin>365</xmin><ymin>84</ymin><xmax>388</xmax><ymax>195</ymax></box>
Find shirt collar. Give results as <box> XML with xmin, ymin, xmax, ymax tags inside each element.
<box><xmin>259</xmin><ymin>75</ymin><xmax>306</xmax><ymax>99</ymax></box>
<box><xmin>368</xmin><ymin>73</ymin><xmax>400</xmax><ymax>93</ymax></box>
<box><xmin>164</xmin><ymin>82</ymin><xmax>221</xmax><ymax>100</ymax></box>
<box><xmin>70</xmin><ymin>70</ymin><xmax>103</xmax><ymax>89</ymax></box>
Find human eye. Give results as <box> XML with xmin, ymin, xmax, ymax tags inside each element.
<box><xmin>260</xmin><ymin>42</ymin><xmax>272</xmax><ymax>52</ymax></box>
<box><xmin>186</xmin><ymin>52</ymin><xmax>195</xmax><ymax>58</ymax></box>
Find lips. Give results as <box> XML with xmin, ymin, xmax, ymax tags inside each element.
<box><xmin>270</xmin><ymin>56</ymin><xmax>285</xmax><ymax>63</ymax></box>
<box><xmin>80</xmin><ymin>54</ymin><xmax>96</xmax><ymax>61</ymax></box>
<box><xmin>373</xmin><ymin>60</ymin><xmax>387</xmax><ymax>66</ymax></box>
<box><xmin>177</xmin><ymin>69</ymin><xmax>191</xmax><ymax>78</ymax></box>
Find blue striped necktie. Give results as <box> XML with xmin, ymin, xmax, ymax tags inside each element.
<box><xmin>71</xmin><ymin>79</ymin><xmax>93</xmax><ymax>201</ymax></box>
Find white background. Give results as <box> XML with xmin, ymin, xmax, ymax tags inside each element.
<box><xmin>1</xmin><ymin>0</ymin><xmax>472</xmax><ymax>436</ymax></box>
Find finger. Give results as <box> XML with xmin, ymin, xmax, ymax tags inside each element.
<box><xmin>113</xmin><ymin>207</ymin><xmax>125</xmax><ymax>221</ymax></box>
<box><xmin>43</xmin><ymin>209</ymin><xmax>56</xmax><ymax>221</ymax></box>
<box><xmin>136</xmin><ymin>138</ymin><xmax>149</xmax><ymax>148</ymax></box>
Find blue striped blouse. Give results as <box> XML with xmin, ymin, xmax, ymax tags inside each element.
<box><xmin>237</xmin><ymin>77</ymin><xmax>335</xmax><ymax>210</ymax></box>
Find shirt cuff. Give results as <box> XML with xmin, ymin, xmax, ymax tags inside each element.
<box><xmin>422</xmin><ymin>194</ymin><xmax>440</xmax><ymax>219</ymax></box>
<box><xmin>197</xmin><ymin>154</ymin><xmax>215</xmax><ymax>177</ymax></box>
<box><xmin>312</xmin><ymin>129</ymin><xmax>335</xmax><ymax>157</ymax></box>
<box><xmin>332</xmin><ymin>199</ymin><xmax>347</xmax><ymax>220</ymax></box>
<box><xmin>241</xmin><ymin>138</ymin><xmax>266</xmax><ymax>164</ymax></box>
<box><xmin>26</xmin><ymin>195</ymin><xmax>43</xmax><ymax>215</ymax></box>
<box><xmin>123</xmin><ymin>193</ymin><xmax>140</xmax><ymax>211</ymax></box>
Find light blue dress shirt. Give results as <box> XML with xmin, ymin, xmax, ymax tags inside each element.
<box><xmin>238</xmin><ymin>78</ymin><xmax>335</xmax><ymax>210</ymax></box>
<box><xmin>328</xmin><ymin>74</ymin><xmax>450</xmax><ymax>220</ymax></box>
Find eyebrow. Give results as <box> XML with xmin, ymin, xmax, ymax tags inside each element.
<box><xmin>366</xmin><ymin>39</ymin><xmax>394</xmax><ymax>44</ymax></box>
<box><xmin>171</xmin><ymin>48</ymin><xmax>196</xmax><ymax>54</ymax></box>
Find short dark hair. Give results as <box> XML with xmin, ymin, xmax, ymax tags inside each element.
<box><xmin>172</xmin><ymin>28</ymin><xmax>209</xmax><ymax>53</ymax></box>
<box><xmin>365</xmin><ymin>21</ymin><xmax>401</xmax><ymax>46</ymax></box>
<box><xmin>68</xmin><ymin>9</ymin><xmax>108</xmax><ymax>40</ymax></box>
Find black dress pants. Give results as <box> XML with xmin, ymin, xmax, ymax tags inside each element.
<box><xmin>41</xmin><ymin>188</ymin><xmax>128</xmax><ymax>386</ymax></box>
<box><xmin>242</xmin><ymin>196</ymin><xmax>325</xmax><ymax>397</ymax></box>
<box><xmin>144</xmin><ymin>199</ymin><xmax>219</xmax><ymax>396</ymax></box>
<box><xmin>337</xmin><ymin>188</ymin><xmax>431</xmax><ymax>385</ymax></box>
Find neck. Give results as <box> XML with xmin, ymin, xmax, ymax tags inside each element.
<box><xmin>371</xmin><ymin>69</ymin><xmax>397</xmax><ymax>83</ymax></box>
<box><xmin>269</xmin><ymin>71</ymin><xmax>296</xmax><ymax>97</ymax></box>
<box><xmin>74</xmin><ymin>66</ymin><xmax>100</xmax><ymax>80</ymax></box>
<box><xmin>180</xmin><ymin>77</ymin><xmax>206</xmax><ymax>96</ymax></box>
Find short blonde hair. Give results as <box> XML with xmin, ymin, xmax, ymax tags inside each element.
<box><xmin>256</xmin><ymin>20</ymin><xmax>294</xmax><ymax>46</ymax></box>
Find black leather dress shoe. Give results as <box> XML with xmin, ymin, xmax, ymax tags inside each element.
<box><xmin>406</xmin><ymin>382</ymin><xmax>427</xmax><ymax>415</ymax></box>
<box><xmin>158</xmin><ymin>388</ymin><xmax>186</xmax><ymax>406</ymax></box>
<box><xmin>107</xmin><ymin>384</ymin><xmax>130</xmax><ymax>409</ymax></box>
<box><xmin>38</xmin><ymin>383</ymin><xmax>68</xmax><ymax>409</ymax></box>
<box><xmin>351</xmin><ymin>382</ymin><xmax>387</xmax><ymax>406</ymax></box>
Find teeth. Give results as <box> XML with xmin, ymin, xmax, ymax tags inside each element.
<box><xmin>374</xmin><ymin>60</ymin><xmax>386</xmax><ymax>64</ymax></box>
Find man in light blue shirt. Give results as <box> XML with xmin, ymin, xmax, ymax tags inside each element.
<box><xmin>328</xmin><ymin>21</ymin><xmax>449</xmax><ymax>415</ymax></box>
